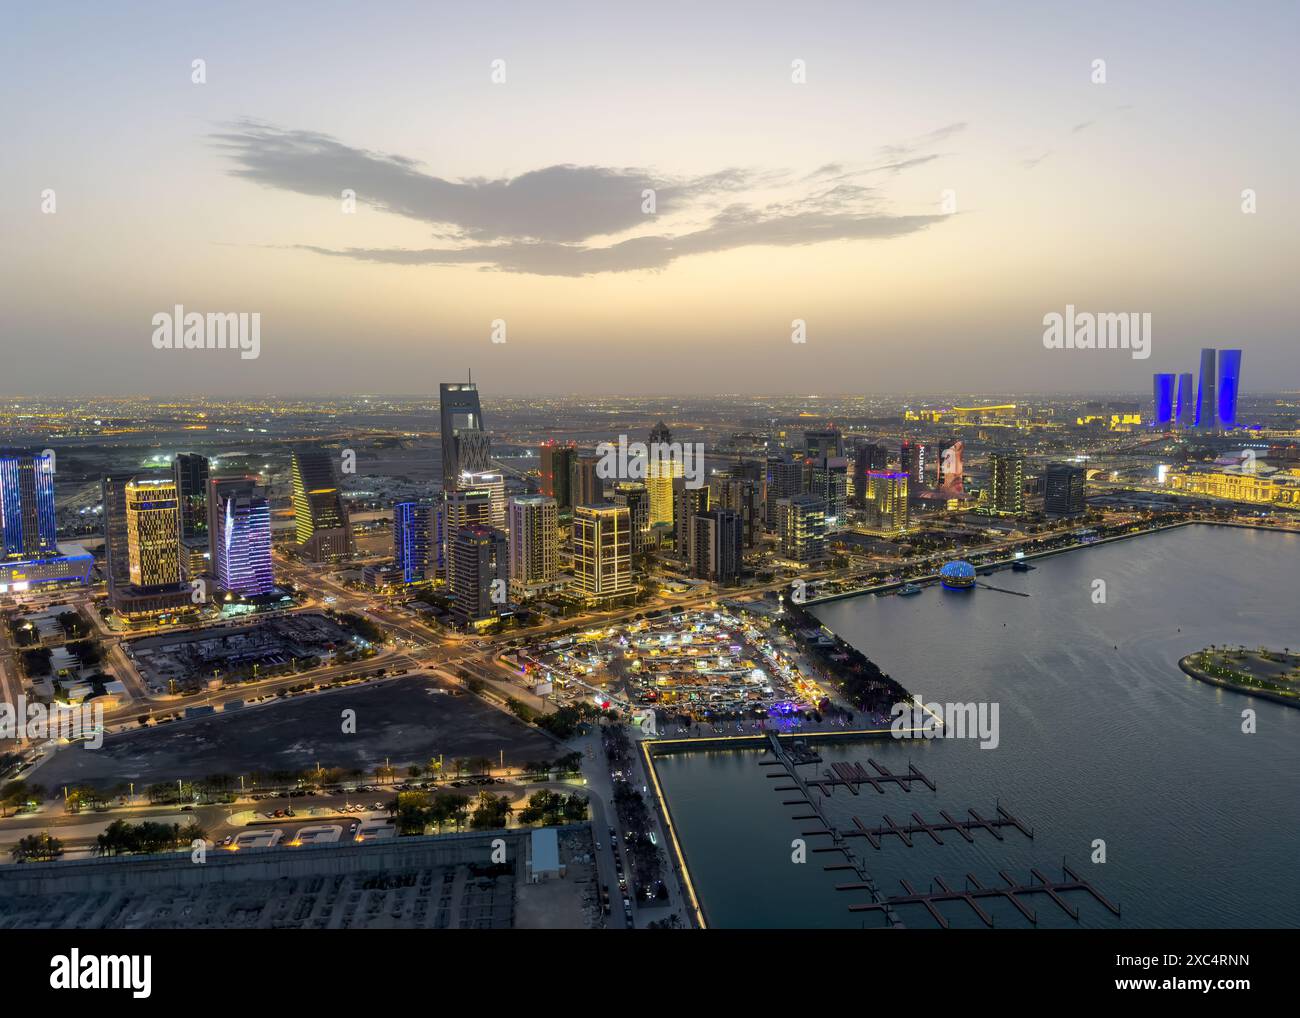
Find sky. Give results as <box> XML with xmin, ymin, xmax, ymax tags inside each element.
<box><xmin>2</xmin><ymin>1</ymin><xmax>1298</xmax><ymax>397</ymax></box>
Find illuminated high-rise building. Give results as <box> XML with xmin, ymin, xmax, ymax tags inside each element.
<box><xmin>125</xmin><ymin>478</ymin><xmax>181</xmax><ymax>587</ymax></box>
<box><xmin>0</xmin><ymin>449</ymin><xmax>57</xmax><ymax>560</ymax></box>
<box><xmin>646</xmin><ymin>456</ymin><xmax>682</xmax><ymax>527</ymax></box>
<box><xmin>572</xmin><ymin>503</ymin><xmax>633</xmax><ymax>603</ymax></box>
<box><xmin>709</xmin><ymin>475</ymin><xmax>760</xmax><ymax>548</ymax></box>
<box><xmin>1217</xmin><ymin>349</ymin><xmax>1242</xmax><ymax>429</ymax></box>
<box><xmin>809</xmin><ymin>456</ymin><xmax>848</xmax><ymax>525</ymax></box>
<box><xmin>508</xmin><ymin>495</ymin><xmax>558</xmax><ymax>598</ymax></box>
<box><xmin>1175</xmin><ymin>372</ymin><xmax>1196</xmax><ymax>428</ymax></box>
<box><xmin>172</xmin><ymin>453</ymin><xmax>210</xmax><ymax>542</ymax></box>
<box><xmin>804</xmin><ymin>428</ymin><xmax>843</xmax><ymax>460</ymax></box>
<box><xmin>863</xmin><ymin>470</ymin><xmax>909</xmax><ymax>534</ymax></box>
<box><xmin>765</xmin><ymin>455</ymin><xmax>805</xmax><ymax>527</ymax></box>
<box><xmin>214</xmin><ymin>488</ymin><xmax>274</xmax><ymax>596</ymax></box>
<box><xmin>987</xmin><ymin>451</ymin><xmax>1026</xmax><ymax>516</ymax></box>
<box><xmin>439</xmin><ymin>379</ymin><xmax>489</xmax><ymax>491</ymax></box>
<box><xmin>1195</xmin><ymin>348</ymin><xmax>1217</xmax><ymax>430</ymax></box>
<box><xmin>101</xmin><ymin>474</ymin><xmax>132</xmax><ymax>593</ymax></box>
<box><xmin>775</xmin><ymin>494</ymin><xmax>826</xmax><ymax>564</ymax></box>
<box><xmin>852</xmin><ymin>443</ymin><xmax>888</xmax><ymax>507</ymax></box>
<box><xmin>936</xmin><ymin>439</ymin><xmax>964</xmax><ymax>494</ymax></box>
<box><xmin>450</xmin><ymin>524</ymin><xmax>508</xmax><ymax>628</ymax></box>
<box><xmin>393</xmin><ymin>501</ymin><xmax>437</xmax><ymax>585</ymax></box>
<box><xmin>1153</xmin><ymin>373</ymin><xmax>1176</xmax><ymax>428</ymax></box>
<box><xmin>899</xmin><ymin>439</ymin><xmax>927</xmax><ymax>488</ymax></box>
<box><xmin>673</xmin><ymin>477</ymin><xmax>710</xmax><ymax>557</ymax></box>
<box><xmin>442</xmin><ymin>486</ymin><xmax>493</xmax><ymax>587</ymax></box>
<box><xmin>290</xmin><ymin>449</ymin><xmax>354</xmax><ymax>563</ymax></box>
<box><xmin>613</xmin><ymin>482</ymin><xmax>649</xmax><ymax>553</ymax></box>
<box><xmin>687</xmin><ymin>507</ymin><xmax>743</xmax><ymax>584</ymax></box>
<box><xmin>459</xmin><ymin>469</ymin><xmax>506</xmax><ymax>530</ymax></box>
<box><xmin>539</xmin><ymin>442</ymin><xmax>576</xmax><ymax>510</ymax></box>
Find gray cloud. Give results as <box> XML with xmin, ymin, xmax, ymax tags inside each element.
<box><xmin>216</xmin><ymin>120</ymin><xmax>951</xmax><ymax>275</ymax></box>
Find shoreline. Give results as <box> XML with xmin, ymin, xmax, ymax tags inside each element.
<box><xmin>1177</xmin><ymin>655</ymin><xmax>1300</xmax><ymax>709</ymax></box>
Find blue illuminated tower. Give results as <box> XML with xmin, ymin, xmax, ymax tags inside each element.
<box><xmin>1175</xmin><ymin>372</ymin><xmax>1195</xmax><ymax>429</ymax></box>
<box><xmin>214</xmin><ymin>489</ymin><xmax>274</xmax><ymax>596</ymax></box>
<box><xmin>394</xmin><ymin>500</ymin><xmax>437</xmax><ymax>584</ymax></box>
<box><xmin>0</xmin><ymin>449</ymin><xmax>57</xmax><ymax>559</ymax></box>
<box><xmin>1152</xmin><ymin>373</ymin><xmax>1175</xmax><ymax>428</ymax></box>
<box><xmin>1216</xmin><ymin>349</ymin><xmax>1242</xmax><ymax>429</ymax></box>
<box><xmin>1195</xmin><ymin>348</ymin><xmax>1217</xmax><ymax>429</ymax></box>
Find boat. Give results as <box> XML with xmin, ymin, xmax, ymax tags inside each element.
<box><xmin>1011</xmin><ymin>560</ymin><xmax>1033</xmax><ymax>572</ymax></box>
<box><xmin>898</xmin><ymin>583</ymin><xmax>922</xmax><ymax>596</ymax></box>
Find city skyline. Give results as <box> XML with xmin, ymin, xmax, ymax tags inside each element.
<box><xmin>5</xmin><ymin>1</ymin><xmax>1299</xmax><ymax>397</ymax></box>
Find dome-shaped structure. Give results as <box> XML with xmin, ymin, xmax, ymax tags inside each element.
<box><xmin>940</xmin><ymin>560</ymin><xmax>976</xmax><ymax>589</ymax></box>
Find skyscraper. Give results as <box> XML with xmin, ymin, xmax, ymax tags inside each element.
<box><xmin>765</xmin><ymin>454</ymin><xmax>805</xmax><ymax>527</ymax></box>
<box><xmin>804</xmin><ymin>428</ymin><xmax>843</xmax><ymax>460</ymax></box>
<box><xmin>687</xmin><ymin>507</ymin><xmax>743</xmax><ymax>584</ymax></box>
<box><xmin>572</xmin><ymin>454</ymin><xmax>604</xmax><ymax>507</ymax></box>
<box><xmin>450</xmin><ymin>524</ymin><xmax>508</xmax><ymax>628</ymax></box>
<box><xmin>442</xmin><ymin>486</ymin><xmax>494</xmax><ymax>588</ymax></box>
<box><xmin>862</xmin><ymin>470</ymin><xmax>909</xmax><ymax>534</ymax></box>
<box><xmin>899</xmin><ymin>439</ymin><xmax>927</xmax><ymax>488</ymax></box>
<box><xmin>125</xmin><ymin>478</ymin><xmax>181</xmax><ymax>587</ymax></box>
<box><xmin>709</xmin><ymin>475</ymin><xmax>760</xmax><ymax>548</ymax></box>
<box><xmin>439</xmin><ymin>380</ymin><xmax>489</xmax><ymax>490</ymax></box>
<box><xmin>572</xmin><ymin>503</ymin><xmax>633</xmax><ymax>604</ymax></box>
<box><xmin>290</xmin><ymin>449</ymin><xmax>354</xmax><ymax>563</ymax></box>
<box><xmin>1153</xmin><ymin>373</ymin><xmax>1176</xmax><ymax>428</ymax></box>
<box><xmin>0</xmin><ymin>450</ymin><xmax>57</xmax><ymax>559</ymax></box>
<box><xmin>214</xmin><ymin>488</ymin><xmax>274</xmax><ymax>596</ymax></box>
<box><xmin>508</xmin><ymin>495</ymin><xmax>558</xmax><ymax>598</ymax></box>
<box><xmin>852</xmin><ymin>443</ymin><xmax>888</xmax><ymax>507</ymax></box>
<box><xmin>775</xmin><ymin>494</ymin><xmax>826</xmax><ymax>564</ymax></box>
<box><xmin>673</xmin><ymin>476</ymin><xmax>710</xmax><ymax>558</ymax></box>
<box><xmin>936</xmin><ymin>439</ymin><xmax>964</xmax><ymax>494</ymax></box>
<box><xmin>393</xmin><ymin>501</ymin><xmax>437</xmax><ymax>584</ymax></box>
<box><xmin>459</xmin><ymin>469</ymin><xmax>506</xmax><ymax>530</ymax></box>
<box><xmin>1175</xmin><ymin>372</ymin><xmax>1196</xmax><ymax>429</ymax></box>
<box><xmin>172</xmin><ymin>453</ymin><xmax>210</xmax><ymax>542</ymax></box>
<box><xmin>1195</xmin><ymin>348</ymin><xmax>1217</xmax><ymax>430</ymax></box>
<box><xmin>809</xmin><ymin>455</ymin><xmax>848</xmax><ymax>524</ymax></box>
<box><xmin>613</xmin><ymin>482</ymin><xmax>649</xmax><ymax>553</ymax></box>
<box><xmin>646</xmin><ymin>456</ymin><xmax>682</xmax><ymax>527</ymax></box>
<box><xmin>1043</xmin><ymin>463</ymin><xmax>1086</xmax><ymax>518</ymax></box>
<box><xmin>539</xmin><ymin>442</ymin><xmax>576</xmax><ymax>510</ymax></box>
<box><xmin>987</xmin><ymin>451</ymin><xmax>1025</xmax><ymax>516</ymax></box>
<box><xmin>1216</xmin><ymin>349</ymin><xmax>1242</xmax><ymax>429</ymax></box>
<box><xmin>101</xmin><ymin>474</ymin><xmax>132</xmax><ymax>594</ymax></box>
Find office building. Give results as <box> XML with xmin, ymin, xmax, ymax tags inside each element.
<box><xmin>899</xmin><ymin>439</ymin><xmax>927</xmax><ymax>488</ymax></box>
<box><xmin>1043</xmin><ymin>463</ymin><xmax>1087</xmax><ymax>518</ymax></box>
<box><xmin>0</xmin><ymin>449</ymin><xmax>57</xmax><ymax>559</ymax></box>
<box><xmin>673</xmin><ymin>477</ymin><xmax>710</xmax><ymax>557</ymax></box>
<box><xmin>442</xmin><ymin>486</ymin><xmax>494</xmax><ymax>587</ymax></box>
<box><xmin>172</xmin><ymin>453</ymin><xmax>209</xmax><ymax>542</ymax></box>
<box><xmin>709</xmin><ymin>475</ymin><xmax>760</xmax><ymax>548</ymax></box>
<box><xmin>393</xmin><ymin>501</ymin><xmax>437</xmax><ymax>585</ymax></box>
<box><xmin>572</xmin><ymin>454</ymin><xmax>604</xmax><ymax>508</ymax></box>
<box><xmin>765</xmin><ymin>454</ymin><xmax>805</xmax><ymax>527</ymax></box>
<box><xmin>687</xmin><ymin>507</ymin><xmax>743</xmax><ymax>584</ymax></box>
<box><xmin>450</xmin><ymin>524</ymin><xmax>508</xmax><ymax>629</ymax></box>
<box><xmin>1196</xmin><ymin>348</ymin><xmax>1217</xmax><ymax>430</ymax></box>
<box><xmin>539</xmin><ymin>442</ymin><xmax>576</xmax><ymax>510</ymax></box>
<box><xmin>213</xmin><ymin>488</ymin><xmax>274</xmax><ymax>596</ymax></box>
<box><xmin>804</xmin><ymin>428</ymin><xmax>843</xmax><ymax>460</ymax></box>
<box><xmin>987</xmin><ymin>451</ymin><xmax>1026</xmax><ymax>516</ymax></box>
<box><xmin>101</xmin><ymin>474</ymin><xmax>132</xmax><ymax>594</ymax></box>
<box><xmin>290</xmin><ymin>449</ymin><xmax>354</xmax><ymax>563</ymax></box>
<box><xmin>439</xmin><ymin>379</ymin><xmax>490</xmax><ymax>490</ymax></box>
<box><xmin>810</xmin><ymin>456</ymin><xmax>848</xmax><ymax>525</ymax></box>
<box><xmin>508</xmin><ymin>495</ymin><xmax>559</xmax><ymax>598</ymax></box>
<box><xmin>572</xmin><ymin>503</ymin><xmax>634</xmax><ymax>604</ymax></box>
<box><xmin>863</xmin><ymin>470</ymin><xmax>909</xmax><ymax>534</ymax></box>
<box><xmin>1153</xmin><ymin>374</ymin><xmax>1176</xmax><ymax>429</ymax></box>
<box><xmin>646</xmin><ymin>455</ymin><xmax>682</xmax><ymax>527</ymax></box>
<box><xmin>775</xmin><ymin>494</ymin><xmax>827</xmax><ymax>564</ymax></box>
<box><xmin>852</xmin><ymin>443</ymin><xmax>888</xmax><ymax>507</ymax></box>
<box><xmin>613</xmin><ymin>482</ymin><xmax>650</xmax><ymax>553</ymax></box>
<box><xmin>459</xmin><ymin>469</ymin><xmax>506</xmax><ymax>530</ymax></box>
<box><xmin>125</xmin><ymin>477</ymin><xmax>181</xmax><ymax>587</ymax></box>
<box><xmin>1176</xmin><ymin>372</ymin><xmax>1195</xmax><ymax>428</ymax></box>
<box><xmin>1217</xmin><ymin>349</ymin><xmax>1242</xmax><ymax>429</ymax></box>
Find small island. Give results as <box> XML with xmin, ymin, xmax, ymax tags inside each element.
<box><xmin>1179</xmin><ymin>646</ymin><xmax>1300</xmax><ymax>708</ymax></box>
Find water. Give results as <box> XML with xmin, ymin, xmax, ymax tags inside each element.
<box><xmin>654</xmin><ymin>525</ymin><xmax>1300</xmax><ymax>928</ymax></box>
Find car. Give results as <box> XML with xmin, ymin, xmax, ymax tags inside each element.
<box><xmin>221</xmin><ymin>836</ymin><xmax>232</xmax><ymax>846</ymax></box>
<box><xmin>349</xmin><ymin>823</ymin><xmax>358</xmax><ymax>832</ymax></box>
<box><xmin>372</xmin><ymin>803</ymin><xmax>383</xmax><ymax>810</ymax></box>
<box><xmin>273</xmin><ymin>809</ymin><xmax>284</xmax><ymax>817</ymax></box>
<box><xmin>180</xmin><ymin>805</ymin><xmax>194</xmax><ymax>812</ymax></box>
<box><xmin>595</xmin><ymin>842</ymin><xmax>602</xmax><ymax>851</ymax></box>
<box><xmin>284</xmin><ymin>809</ymin><xmax>296</xmax><ymax>817</ymax></box>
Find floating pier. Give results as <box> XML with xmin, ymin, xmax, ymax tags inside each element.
<box><xmin>842</xmin><ymin>864</ymin><xmax>1121</xmax><ymax>928</ymax></box>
